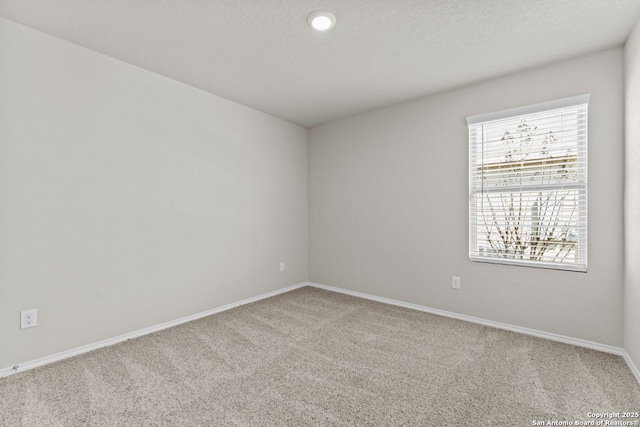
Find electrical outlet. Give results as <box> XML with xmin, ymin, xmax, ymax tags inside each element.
<box><xmin>451</xmin><ymin>276</ymin><xmax>461</xmax><ymax>290</ymax></box>
<box><xmin>280</xmin><ymin>262</ymin><xmax>285</xmax><ymax>272</ymax></box>
<box><xmin>21</xmin><ymin>309</ymin><xmax>37</xmax><ymax>329</ymax></box>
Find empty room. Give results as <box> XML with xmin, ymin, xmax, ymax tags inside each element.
<box><xmin>1</xmin><ymin>0</ymin><xmax>640</xmax><ymax>425</ymax></box>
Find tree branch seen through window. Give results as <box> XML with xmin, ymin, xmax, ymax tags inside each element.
<box><xmin>468</xmin><ymin>95</ymin><xmax>588</xmax><ymax>271</ymax></box>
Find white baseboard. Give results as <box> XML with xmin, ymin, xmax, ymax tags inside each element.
<box><xmin>308</xmin><ymin>282</ymin><xmax>624</xmax><ymax>356</ymax></box>
<box><xmin>309</xmin><ymin>282</ymin><xmax>640</xmax><ymax>386</ymax></box>
<box><xmin>623</xmin><ymin>351</ymin><xmax>640</xmax><ymax>385</ymax></box>
<box><xmin>4</xmin><ymin>281</ymin><xmax>639</xmax><ymax>387</ymax></box>
<box><xmin>0</xmin><ymin>282</ymin><xmax>307</xmax><ymax>379</ymax></box>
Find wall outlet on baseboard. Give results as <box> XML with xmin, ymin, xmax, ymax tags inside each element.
<box><xmin>21</xmin><ymin>309</ymin><xmax>37</xmax><ymax>329</ymax></box>
<box><xmin>451</xmin><ymin>276</ymin><xmax>461</xmax><ymax>290</ymax></box>
<box><xmin>280</xmin><ymin>262</ymin><xmax>285</xmax><ymax>272</ymax></box>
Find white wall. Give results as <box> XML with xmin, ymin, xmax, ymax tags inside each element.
<box><xmin>0</xmin><ymin>14</ymin><xmax>631</xmax><ymax>372</ymax></box>
<box><xmin>310</xmin><ymin>48</ymin><xmax>624</xmax><ymax>346</ymax></box>
<box><xmin>0</xmin><ymin>18</ymin><xmax>308</xmax><ymax>370</ymax></box>
<box><xmin>625</xmin><ymin>19</ymin><xmax>640</xmax><ymax>372</ymax></box>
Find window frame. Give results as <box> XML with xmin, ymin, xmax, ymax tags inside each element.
<box><xmin>467</xmin><ymin>94</ymin><xmax>589</xmax><ymax>272</ymax></box>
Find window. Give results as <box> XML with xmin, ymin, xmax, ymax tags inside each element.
<box><xmin>467</xmin><ymin>94</ymin><xmax>588</xmax><ymax>272</ymax></box>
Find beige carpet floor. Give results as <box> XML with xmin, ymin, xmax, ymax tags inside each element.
<box><xmin>1</xmin><ymin>286</ymin><xmax>639</xmax><ymax>426</ymax></box>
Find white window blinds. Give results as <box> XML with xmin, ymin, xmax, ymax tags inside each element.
<box><xmin>467</xmin><ymin>94</ymin><xmax>589</xmax><ymax>272</ymax></box>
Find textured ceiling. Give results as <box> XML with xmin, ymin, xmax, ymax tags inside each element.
<box><xmin>1</xmin><ymin>0</ymin><xmax>640</xmax><ymax>127</ymax></box>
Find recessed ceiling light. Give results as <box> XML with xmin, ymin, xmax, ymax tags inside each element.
<box><xmin>307</xmin><ymin>11</ymin><xmax>336</xmax><ymax>31</ymax></box>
